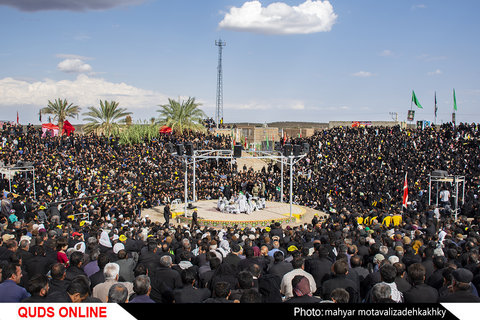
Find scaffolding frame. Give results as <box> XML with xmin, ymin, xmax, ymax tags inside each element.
<box><xmin>428</xmin><ymin>174</ymin><xmax>465</xmax><ymax>221</ymax></box>
<box><xmin>173</xmin><ymin>148</ymin><xmax>307</xmax><ymax>218</ymax></box>
<box><xmin>0</xmin><ymin>165</ymin><xmax>36</xmax><ymax>199</ymax></box>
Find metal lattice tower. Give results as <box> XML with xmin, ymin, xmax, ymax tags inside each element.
<box><xmin>215</xmin><ymin>39</ymin><xmax>226</xmax><ymax>128</ymax></box>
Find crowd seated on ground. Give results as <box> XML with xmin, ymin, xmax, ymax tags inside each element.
<box><xmin>0</xmin><ymin>121</ymin><xmax>479</xmax><ymax>303</ymax></box>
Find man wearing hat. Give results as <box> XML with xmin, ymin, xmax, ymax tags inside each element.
<box><xmin>440</xmin><ymin>268</ymin><xmax>480</xmax><ymax>302</ymax></box>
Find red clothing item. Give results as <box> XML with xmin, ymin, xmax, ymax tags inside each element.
<box><xmin>57</xmin><ymin>251</ymin><xmax>69</xmax><ymax>266</ymax></box>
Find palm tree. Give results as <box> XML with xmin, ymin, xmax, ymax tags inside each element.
<box><xmin>82</xmin><ymin>100</ymin><xmax>132</xmax><ymax>136</ymax></box>
<box><xmin>41</xmin><ymin>98</ymin><xmax>80</xmax><ymax>135</ymax></box>
<box><xmin>157</xmin><ymin>97</ymin><xmax>207</xmax><ymax>135</ymax></box>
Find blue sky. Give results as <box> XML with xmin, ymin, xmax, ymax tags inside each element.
<box><xmin>0</xmin><ymin>0</ymin><xmax>479</xmax><ymax>125</ymax></box>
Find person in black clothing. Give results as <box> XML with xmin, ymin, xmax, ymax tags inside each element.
<box><xmin>202</xmin><ymin>281</ymin><xmax>234</xmax><ymax>303</ymax></box>
<box><xmin>65</xmin><ymin>251</ymin><xmax>87</xmax><ymax>282</ymax></box>
<box><xmin>22</xmin><ymin>274</ymin><xmax>49</xmax><ymax>302</ymax></box>
<box><xmin>173</xmin><ymin>268</ymin><xmax>211</xmax><ymax>303</ymax></box>
<box><xmin>403</xmin><ymin>263</ymin><xmax>439</xmax><ymax>303</ymax></box>
<box><xmin>47</xmin><ymin>263</ymin><xmax>69</xmax><ymax>297</ymax></box>
<box><xmin>163</xmin><ymin>203</ymin><xmax>171</xmax><ymax>227</ymax></box>
<box><xmin>440</xmin><ymin>268</ymin><xmax>480</xmax><ymax>302</ymax></box>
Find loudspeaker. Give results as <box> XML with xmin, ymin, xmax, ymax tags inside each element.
<box><xmin>176</xmin><ymin>144</ymin><xmax>184</xmax><ymax>156</ymax></box>
<box><xmin>185</xmin><ymin>142</ymin><xmax>194</xmax><ymax>156</ymax></box>
<box><xmin>234</xmin><ymin>144</ymin><xmax>243</xmax><ymax>158</ymax></box>
<box><xmin>283</xmin><ymin>144</ymin><xmax>292</xmax><ymax>157</ymax></box>
<box><xmin>166</xmin><ymin>142</ymin><xmax>175</xmax><ymax>154</ymax></box>
<box><xmin>293</xmin><ymin>144</ymin><xmax>302</xmax><ymax>157</ymax></box>
<box><xmin>302</xmin><ymin>142</ymin><xmax>310</xmax><ymax>154</ymax></box>
<box><xmin>274</xmin><ymin>142</ymin><xmax>281</xmax><ymax>151</ymax></box>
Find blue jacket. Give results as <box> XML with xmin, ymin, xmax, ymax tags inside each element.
<box><xmin>0</xmin><ymin>280</ymin><xmax>30</xmax><ymax>302</ymax></box>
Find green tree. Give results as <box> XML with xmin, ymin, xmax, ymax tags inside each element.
<box><xmin>41</xmin><ymin>98</ymin><xmax>80</xmax><ymax>135</ymax></box>
<box><xmin>157</xmin><ymin>97</ymin><xmax>206</xmax><ymax>135</ymax></box>
<box><xmin>82</xmin><ymin>100</ymin><xmax>132</xmax><ymax>136</ymax></box>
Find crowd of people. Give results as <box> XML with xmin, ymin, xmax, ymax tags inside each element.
<box><xmin>0</xmin><ymin>121</ymin><xmax>478</xmax><ymax>303</ymax></box>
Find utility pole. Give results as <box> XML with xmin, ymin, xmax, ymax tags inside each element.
<box><xmin>215</xmin><ymin>39</ymin><xmax>226</xmax><ymax>129</ymax></box>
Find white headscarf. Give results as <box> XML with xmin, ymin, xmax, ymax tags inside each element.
<box><xmin>99</xmin><ymin>230</ymin><xmax>112</xmax><ymax>248</ymax></box>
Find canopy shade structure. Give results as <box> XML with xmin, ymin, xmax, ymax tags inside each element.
<box><xmin>159</xmin><ymin>125</ymin><xmax>173</xmax><ymax>134</ymax></box>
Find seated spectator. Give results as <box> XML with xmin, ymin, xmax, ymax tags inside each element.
<box><xmin>173</xmin><ymin>269</ymin><xmax>210</xmax><ymax>303</ymax></box>
<box><xmin>403</xmin><ymin>263</ymin><xmax>439</xmax><ymax>303</ymax></box>
<box><xmin>371</xmin><ymin>283</ymin><xmax>395</xmax><ymax>303</ymax></box>
<box><xmin>284</xmin><ymin>275</ymin><xmax>322</xmax><ymax>303</ymax></box>
<box><xmin>202</xmin><ymin>281</ymin><xmax>235</xmax><ymax>303</ymax></box>
<box><xmin>0</xmin><ymin>263</ymin><xmax>30</xmax><ymax>302</ymax></box>
<box><xmin>129</xmin><ymin>275</ymin><xmax>155</xmax><ymax>303</ymax></box>
<box><xmin>92</xmin><ymin>263</ymin><xmax>134</xmax><ymax>302</ymax></box>
<box><xmin>22</xmin><ymin>274</ymin><xmax>49</xmax><ymax>302</ymax></box>
<box><xmin>107</xmin><ymin>283</ymin><xmax>129</xmax><ymax>303</ymax></box>
<box><xmin>440</xmin><ymin>268</ymin><xmax>480</xmax><ymax>302</ymax></box>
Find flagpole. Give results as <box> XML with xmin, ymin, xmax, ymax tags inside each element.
<box><xmin>434</xmin><ymin>91</ymin><xmax>437</xmax><ymax>126</ymax></box>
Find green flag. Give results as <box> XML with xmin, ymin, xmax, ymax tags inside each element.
<box><xmin>266</xmin><ymin>132</ymin><xmax>269</xmax><ymax>149</ymax></box>
<box><xmin>453</xmin><ymin>89</ymin><xmax>457</xmax><ymax>111</ymax></box>
<box><xmin>412</xmin><ymin>90</ymin><xmax>423</xmax><ymax>109</ymax></box>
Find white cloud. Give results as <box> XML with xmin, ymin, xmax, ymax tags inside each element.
<box><xmin>0</xmin><ymin>0</ymin><xmax>145</xmax><ymax>12</ymax></box>
<box><xmin>352</xmin><ymin>71</ymin><xmax>374</xmax><ymax>78</ymax></box>
<box><xmin>0</xmin><ymin>74</ymin><xmax>169</xmax><ymax>112</ymax></box>
<box><xmin>57</xmin><ymin>58</ymin><xmax>93</xmax><ymax>74</ymax></box>
<box><xmin>428</xmin><ymin>69</ymin><xmax>442</xmax><ymax>76</ymax></box>
<box><xmin>218</xmin><ymin>0</ymin><xmax>338</xmax><ymax>35</ymax></box>
<box><xmin>379</xmin><ymin>49</ymin><xmax>393</xmax><ymax>56</ymax></box>
<box><xmin>412</xmin><ymin>4</ymin><xmax>427</xmax><ymax>10</ymax></box>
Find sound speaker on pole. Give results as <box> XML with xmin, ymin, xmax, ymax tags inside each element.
<box><xmin>234</xmin><ymin>144</ymin><xmax>243</xmax><ymax>158</ymax></box>
<box><xmin>283</xmin><ymin>144</ymin><xmax>292</xmax><ymax>157</ymax></box>
<box><xmin>185</xmin><ymin>142</ymin><xmax>194</xmax><ymax>156</ymax></box>
<box><xmin>166</xmin><ymin>142</ymin><xmax>175</xmax><ymax>154</ymax></box>
<box><xmin>176</xmin><ymin>144</ymin><xmax>184</xmax><ymax>156</ymax></box>
<box><xmin>293</xmin><ymin>144</ymin><xmax>302</xmax><ymax>157</ymax></box>
<box><xmin>302</xmin><ymin>142</ymin><xmax>310</xmax><ymax>154</ymax></box>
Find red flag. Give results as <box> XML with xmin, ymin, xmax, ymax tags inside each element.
<box><xmin>402</xmin><ymin>173</ymin><xmax>408</xmax><ymax>210</ymax></box>
<box><xmin>16</xmin><ymin>111</ymin><xmax>19</xmax><ymax>124</ymax></box>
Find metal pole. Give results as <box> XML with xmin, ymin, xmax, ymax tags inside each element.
<box><xmin>193</xmin><ymin>155</ymin><xmax>196</xmax><ymax>202</ymax></box>
<box><xmin>33</xmin><ymin>167</ymin><xmax>36</xmax><ymax>199</ymax></box>
<box><xmin>8</xmin><ymin>169</ymin><xmax>12</xmax><ymax>193</ymax></box>
<box><xmin>184</xmin><ymin>158</ymin><xmax>188</xmax><ymax>217</ymax></box>
<box><xmin>280</xmin><ymin>156</ymin><xmax>284</xmax><ymax>203</ymax></box>
<box><xmin>289</xmin><ymin>156</ymin><xmax>293</xmax><ymax>218</ymax></box>
<box><xmin>429</xmin><ymin>176</ymin><xmax>433</xmax><ymax>206</ymax></box>
<box><xmin>455</xmin><ymin>177</ymin><xmax>459</xmax><ymax>221</ymax></box>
